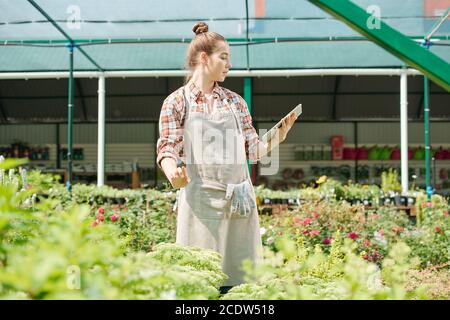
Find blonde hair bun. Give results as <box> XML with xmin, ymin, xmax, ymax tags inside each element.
<box><xmin>192</xmin><ymin>22</ymin><xmax>209</xmax><ymax>35</ymax></box>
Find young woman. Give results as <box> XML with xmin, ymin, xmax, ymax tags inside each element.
<box><xmin>157</xmin><ymin>22</ymin><xmax>297</xmax><ymax>292</ymax></box>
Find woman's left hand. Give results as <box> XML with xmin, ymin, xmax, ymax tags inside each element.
<box><xmin>278</xmin><ymin>112</ymin><xmax>298</xmax><ymax>142</ymax></box>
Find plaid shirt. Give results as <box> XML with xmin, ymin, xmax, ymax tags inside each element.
<box><xmin>157</xmin><ymin>81</ymin><xmax>259</xmax><ymax>168</ymax></box>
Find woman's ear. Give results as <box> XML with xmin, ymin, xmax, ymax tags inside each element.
<box><xmin>199</xmin><ymin>51</ymin><xmax>208</xmax><ymax>65</ymax></box>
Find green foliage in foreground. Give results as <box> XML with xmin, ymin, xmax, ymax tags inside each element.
<box><xmin>223</xmin><ymin>235</ymin><xmax>428</xmax><ymax>300</ymax></box>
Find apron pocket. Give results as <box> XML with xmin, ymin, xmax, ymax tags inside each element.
<box><xmin>193</xmin><ymin>180</ymin><xmax>230</xmax><ymax>220</ymax></box>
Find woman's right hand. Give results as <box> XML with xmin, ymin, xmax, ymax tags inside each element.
<box><xmin>161</xmin><ymin>158</ymin><xmax>190</xmax><ymax>189</ymax></box>
<box><xmin>168</xmin><ymin>166</ymin><xmax>190</xmax><ymax>189</ymax></box>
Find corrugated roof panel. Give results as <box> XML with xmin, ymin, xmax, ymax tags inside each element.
<box><xmin>336</xmin><ymin>94</ymin><xmax>423</xmax><ymax>119</ymax></box>
<box><xmin>1</xmin><ymin>0</ymin><xmax>448</xmax><ymax>72</ymax></box>
<box><xmin>2</xmin><ymin>97</ymin><xmax>84</xmax><ymax>121</ymax></box>
<box><xmin>253</xmin><ymin>94</ymin><xmax>332</xmax><ymax>120</ymax></box>
<box><xmin>253</xmin><ymin>76</ymin><xmax>335</xmax><ymax>93</ymax></box>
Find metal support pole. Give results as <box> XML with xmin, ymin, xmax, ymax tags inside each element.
<box><xmin>432</xmin><ymin>156</ymin><xmax>436</xmax><ymax>189</ymax></box>
<box><xmin>56</xmin><ymin>123</ymin><xmax>60</xmax><ymax>169</ymax></box>
<box><xmin>97</xmin><ymin>75</ymin><xmax>106</xmax><ymax>186</ymax></box>
<box><xmin>400</xmin><ymin>70</ymin><xmax>408</xmax><ymax>194</ymax></box>
<box><xmin>354</xmin><ymin>121</ymin><xmax>358</xmax><ymax>182</ymax></box>
<box><xmin>244</xmin><ymin>77</ymin><xmax>253</xmax><ymax>179</ymax></box>
<box><xmin>66</xmin><ymin>43</ymin><xmax>75</xmax><ymax>192</ymax></box>
<box><xmin>424</xmin><ymin>76</ymin><xmax>431</xmax><ymax>200</ymax></box>
<box><xmin>418</xmin><ymin>7</ymin><xmax>449</xmax><ymax>200</ymax></box>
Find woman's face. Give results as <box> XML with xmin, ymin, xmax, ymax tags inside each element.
<box><xmin>203</xmin><ymin>41</ymin><xmax>232</xmax><ymax>82</ymax></box>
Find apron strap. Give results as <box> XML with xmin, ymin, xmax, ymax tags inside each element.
<box><xmin>220</xmin><ymin>88</ymin><xmax>254</xmax><ymax>185</ymax></box>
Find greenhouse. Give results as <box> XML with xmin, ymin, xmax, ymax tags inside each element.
<box><xmin>0</xmin><ymin>0</ymin><xmax>449</xmax><ymax>303</ymax></box>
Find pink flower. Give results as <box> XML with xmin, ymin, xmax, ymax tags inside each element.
<box><xmin>310</xmin><ymin>229</ymin><xmax>320</xmax><ymax>237</ymax></box>
<box><xmin>301</xmin><ymin>218</ymin><xmax>312</xmax><ymax>225</ymax></box>
<box><xmin>96</xmin><ymin>214</ymin><xmax>105</xmax><ymax>222</ymax></box>
<box><xmin>293</xmin><ymin>217</ymin><xmax>302</xmax><ymax>225</ymax></box>
<box><xmin>392</xmin><ymin>226</ymin><xmax>404</xmax><ymax>234</ymax></box>
<box><xmin>98</xmin><ymin>207</ymin><xmax>105</xmax><ymax>214</ymax></box>
<box><xmin>363</xmin><ymin>240</ymin><xmax>371</xmax><ymax>247</ymax></box>
<box><xmin>302</xmin><ymin>229</ymin><xmax>310</xmax><ymax>235</ymax></box>
<box><xmin>348</xmin><ymin>232</ymin><xmax>358</xmax><ymax>240</ymax></box>
<box><xmin>91</xmin><ymin>220</ymin><xmax>100</xmax><ymax>227</ymax></box>
<box><xmin>110</xmin><ymin>214</ymin><xmax>119</xmax><ymax>222</ymax></box>
<box><xmin>323</xmin><ymin>238</ymin><xmax>331</xmax><ymax>245</ymax></box>
<box><xmin>379</xmin><ymin>229</ymin><xmax>385</xmax><ymax>236</ymax></box>
<box><xmin>435</xmin><ymin>226</ymin><xmax>442</xmax><ymax>233</ymax></box>
<box><xmin>373</xmin><ymin>251</ymin><xmax>381</xmax><ymax>259</ymax></box>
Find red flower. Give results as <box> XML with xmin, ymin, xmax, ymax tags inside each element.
<box><xmin>310</xmin><ymin>229</ymin><xmax>320</xmax><ymax>237</ymax></box>
<box><xmin>301</xmin><ymin>218</ymin><xmax>312</xmax><ymax>225</ymax></box>
<box><xmin>392</xmin><ymin>226</ymin><xmax>404</xmax><ymax>234</ymax></box>
<box><xmin>96</xmin><ymin>214</ymin><xmax>105</xmax><ymax>222</ymax></box>
<box><xmin>110</xmin><ymin>214</ymin><xmax>119</xmax><ymax>222</ymax></box>
<box><xmin>323</xmin><ymin>238</ymin><xmax>331</xmax><ymax>245</ymax></box>
<box><xmin>363</xmin><ymin>254</ymin><xmax>369</xmax><ymax>261</ymax></box>
<box><xmin>435</xmin><ymin>226</ymin><xmax>442</xmax><ymax>233</ymax></box>
<box><xmin>348</xmin><ymin>232</ymin><xmax>358</xmax><ymax>240</ymax></box>
<box><xmin>91</xmin><ymin>219</ymin><xmax>100</xmax><ymax>227</ymax></box>
<box><xmin>98</xmin><ymin>207</ymin><xmax>105</xmax><ymax>215</ymax></box>
<box><xmin>302</xmin><ymin>229</ymin><xmax>310</xmax><ymax>235</ymax></box>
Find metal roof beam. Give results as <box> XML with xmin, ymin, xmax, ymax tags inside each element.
<box><xmin>0</xmin><ymin>97</ymin><xmax>8</xmax><ymax>123</ymax></box>
<box><xmin>308</xmin><ymin>0</ymin><xmax>450</xmax><ymax>92</ymax></box>
<box><xmin>26</xmin><ymin>0</ymin><xmax>104</xmax><ymax>72</ymax></box>
<box><xmin>75</xmin><ymin>79</ymin><xmax>88</xmax><ymax>121</ymax></box>
<box><xmin>0</xmin><ymin>68</ymin><xmax>422</xmax><ymax>80</ymax></box>
<box><xmin>332</xmin><ymin>75</ymin><xmax>341</xmax><ymax>120</ymax></box>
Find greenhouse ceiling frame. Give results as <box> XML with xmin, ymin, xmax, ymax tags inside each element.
<box><xmin>1</xmin><ymin>0</ymin><xmax>449</xmax><ymax>193</ymax></box>
<box><xmin>308</xmin><ymin>0</ymin><xmax>450</xmax><ymax>198</ymax></box>
<box><xmin>26</xmin><ymin>0</ymin><xmax>105</xmax><ymax>191</ymax></box>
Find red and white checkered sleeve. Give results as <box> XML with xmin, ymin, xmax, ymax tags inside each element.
<box><xmin>236</xmin><ymin>95</ymin><xmax>260</xmax><ymax>163</ymax></box>
<box><xmin>156</xmin><ymin>93</ymin><xmax>185</xmax><ymax>169</ymax></box>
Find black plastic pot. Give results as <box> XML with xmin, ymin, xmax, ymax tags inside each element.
<box><xmin>351</xmin><ymin>199</ymin><xmax>362</xmax><ymax>205</ymax></box>
<box><xmin>407</xmin><ymin>197</ymin><xmax>416</xmax><ymax>206</ymax></box>
<box><xmin>393</xmin><ymin>195</ymin><xmax>408</xmax><ymax>206</ymax></box>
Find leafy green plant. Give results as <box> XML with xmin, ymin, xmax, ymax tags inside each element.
<box><xmin>223</xmin><ymin>234</ymin><xmax>427</xmax><ymax>300</ymax></box>
<box><xmin>381</xmin><ymin>169</ymin><xmax>402</xmax><ymax>194</ymax></box>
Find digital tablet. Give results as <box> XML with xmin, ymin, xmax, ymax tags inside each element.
<box><xmin>261</xmin><ymin>104</ymin><xmax>302</xmax><ymax>143</ymax></box>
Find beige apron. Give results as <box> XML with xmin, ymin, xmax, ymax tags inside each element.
<box><xmin>176</xmin><ymin>86</ymin><xmax>262</xmax><ymax>286</ymax></box>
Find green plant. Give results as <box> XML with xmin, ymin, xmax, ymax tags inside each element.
<box><xmin>405</xmin><ymin>264</ymin><xmax>450</xmax><ymax>300</ymax></box>
<box><xmin>381</xmin><ymin>169</ymin><xmax>402</xmax><ymax>194</ymax></box>
<box><xmin>223</xmin><ymin>234</ymin><xmax>427</xmax><ymax>300</ymax></box>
